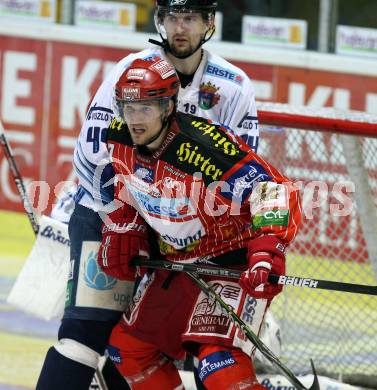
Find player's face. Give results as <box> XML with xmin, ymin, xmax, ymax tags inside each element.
<box><xmin>123</xmin><ymin>101</ymin><xmax>165</xmax><ymax>147</ymax></box>
<box><xmin>163</xmin><ymin>12</ymin><xmax>209</xmax><ymax>57</ymax></box>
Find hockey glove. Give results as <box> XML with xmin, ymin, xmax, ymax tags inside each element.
<box><xmin>98</xmin><ymin>205</ymin><xmax>149</xmax><ymax>281</ymax></box>
<box><xmin>239</xmin><ymin>235</ymin><xmax>285</xmax><ymax>300</ymax></box>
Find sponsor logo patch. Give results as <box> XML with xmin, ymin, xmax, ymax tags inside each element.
<box><xmin>205</xmin><ymin>63</ymin><xmax>243</xmax><ymax>84</ymax></box>
<box><xmin>198</xmin><ymin>351</ymin><xmax>236</xmax><ymax>382</ymax></box>
<box><xmin>150</xmin><ymin>59</ymin><xmax>176</xmax><ymax>79</ymax></box>
<box><xmin>159</xmin><ymin>229</ymin><xmax>202</xmax><ymax>252</ymax></box>
<box><xmin>40</xmin><ymin>225</ymin><xmax>71</xmax><ymax>247</ymax></box>
<box><xmin>128</xmin><ymin>182</ymin><xmax>195</xmax><ymax>219</ymax></box>
<box><xmin>221</xmin><ymin>162</ymin><xmax>271</xmax><ymax>202</ymax></box>
<box><xmin>135</xmin><ymin>164</ymin><xmax>154</xmax><ymax>183</ymax></box>
<box><xmin>261</xmin><ymin>379</ymin><xmax>296</xmax><ymax>390</ymax></box>
<box><xmin>84</xmin><ymin>250</ymin><xmax>117</xmax><ymax>290</ymax></box>
<box><xmin>124</xmin><ymin>273</ymin><xmax>155</xmax><ymax>325</ymax></box>
<box><xmin>109</xmin><ymin>117</ymin><xmax>125</xmax><ymax>131</ymax></box>
<box><xmin>122</xmin><ymin>87</ymin><xmax>140</xmax><ymax>99</ymax></box>
<box><xmin>164</xmin><ymin>165</ymin><xmax>186</xmax><ymax>178</ymax></box>
<box><xmin>127</xmin><ymin>68</ymin><xmax>146</xmax><ymax>80</ymax></box>
<box><xmin>190</xmin><ymin>282</ymin><xmax>241</xmax><ymax>335</ymax></box>
<box><xmin>107</xmin><ymin>345</ymin><xmax>122</xmax><ymax>364</ymax></box>
<box><xmin>250</xmin><ymin>182</ymin><xmax>289</xmax><ymax>214</ymax></box>
<box><xmin>191</xmin><ymin>120</ymin><xmax>240</xmax><ymax>156</ymax></box>
<box><xmin>278</xmin><ymin>275</ymin><xmax>318</xmax><ymax>288</ymax></box>
<box><xmin>237</xmin><ymin>112</ymin><xmax>258</xmax><ymax>130</ymax></box>
<box><xmin>86</xmin><ymin>110</ymin><xmax>112</xmax><ymax>122</ymax></box>
<box><xmin>86</xmin><ymin>106</ymin><xmax>113</xmax><ymax>121</ymax></box>
<box><xmin>129</xmin><ymin>175</ymin><xmax>160</xmax><ymax>197</ymax></box>
<box><xmin>241</xmin><ymin>294</ymin><xmax>257</xmax><ymax>325</ymax></box>
<box><xmin>176</xmin><ymin>142</ymin><xmax>224</xmax><ymax>180</ymax></box>
<box><xmin>252</xmin><ymin>209</ymin><xmax>289</xmax><ymax>230</ymax></box>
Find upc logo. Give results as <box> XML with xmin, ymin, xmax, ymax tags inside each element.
<box><xmin>84</xmin><ymin>251</ymin><xmax>117</xmax><ymax>290</ymax></box>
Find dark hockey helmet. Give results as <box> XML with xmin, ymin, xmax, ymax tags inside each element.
<box><xmin>154</xmin><ymin>0</ymin><xmax>217</xmax><ymax>58</ymax></box>
<box><xmin>156</xmin><ymin>0</ymin><xmax>217</xmax><ymax>13</ymax></box>
<box><xmin>113</xmin><ymin>58</ymin><xmax>180</xmax><ymax>121</ymax></box>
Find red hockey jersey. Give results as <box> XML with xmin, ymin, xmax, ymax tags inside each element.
<box><xmin>106</xmin><ymin>113</ymin><xmax>301</xmax><ymax>263</ymax></box>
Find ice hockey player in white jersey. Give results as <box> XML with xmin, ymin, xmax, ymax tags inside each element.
<box><xmin>74</xmin><ymin>11</ymin><xmax>258</xmax><ymax>210</ymax></box>
<box><xmin>36</xmin><ymin>1</ymin><xmax>259</xmax><ymax>389</ymax></box>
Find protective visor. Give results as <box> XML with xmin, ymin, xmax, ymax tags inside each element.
<box><xmin>113</xmin><ymin>97</ymin><xmax>170</xmax><ymax>124</ymax></box>
<box><xmin>155</xmin><ymin>9</ymin><xmax>215</xmax><ymax>39</ymax></box>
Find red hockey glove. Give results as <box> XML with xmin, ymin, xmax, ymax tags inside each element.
<box><xmin>98</xmin><ymin>206</ymin><xmax>149</xmax><ymax>281</ymax></box>
<box><xmin>239</xmin><ymin>236</ymin><xmax>286</xmax><ymax>300</ymax></box>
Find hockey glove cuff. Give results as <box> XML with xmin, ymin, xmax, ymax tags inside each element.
<box><xmin>239</xmin><ymin>235</ymin><xmax>286</xmax><ymax>300</ymax></box>
<box><xmin>98</xmin><ymin>207</ymin><xmax>149</xmax><ymax>281</ymax></box>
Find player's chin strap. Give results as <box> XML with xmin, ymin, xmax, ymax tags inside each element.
<box><xmin>132</xmin><ymin>257</ymin><xmax>320</xmax><ymax>390</ymax></box>
<box><xmin>148</xmin><ymin>37</ymin><xmax>200</xmax><ymax>60</ymax></box>
<box><xmin>148</xmin><ymin>27</ymin><xmax>215</xmax><ymax>60</ymax></box>
<box><xmin>141</xmin><ymin>122</ymin><xmax>166</xmax><ymax>147</ymax></box>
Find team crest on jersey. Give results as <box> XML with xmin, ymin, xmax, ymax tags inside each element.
<box><xmin>198</xmin><ymin>81</ymin><xmax>220</xmax><ymax>110</ymax></box>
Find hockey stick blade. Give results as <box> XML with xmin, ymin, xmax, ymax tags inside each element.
<box><xmin>310</xmin><ymin>359</ymin><xmax>320</xmax><ymax>390</ymax></box>
<box><xmin>132</xmin><ymin>258</ymin><xmax>377</xmax><ymax>296</ymax></box>
<box><xmin>132</xmin><ymin>258</ymin><xmax>320</xmax><ymax>390</ymax></box>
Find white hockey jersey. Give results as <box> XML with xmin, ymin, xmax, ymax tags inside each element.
<box><xmin>73</xmin><ymin>46</ymin><xmax>258</xmax><ymax>210</ymax></box>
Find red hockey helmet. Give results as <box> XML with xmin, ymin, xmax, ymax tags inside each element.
<box><xmin>113</xmin><ymin>58</ymin><xmax>180</xmax><ymax>121</ymax></box>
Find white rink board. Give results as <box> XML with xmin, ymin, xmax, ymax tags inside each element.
<box><xmin>0</xmin><ymin>21</ymin><xmax>376</xmax><ymax>77</ymax></box>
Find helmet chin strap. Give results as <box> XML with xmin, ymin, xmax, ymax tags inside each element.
<box><xmin>142</xmin><ymin>110</ymin><xmax>171</xmax><ymax>148</ymax></box>
<box><xmin>149</xmin><ymin>22</ymin><xmax>215</xmax><ymax>60</ymax></box>
<box><xmin>143</xmin><ymin>124</ymin><xmax>166</xmax><ymax>147</ymax></box>
<box><xmin>157</xmin><ymin>36</ymin><xmax>202</xmax><ymax>60</ymax></box>
<box><xmin>148</xmin><ymin>36</ymin><xmax>199</xmax><ymax>60</ymax></box>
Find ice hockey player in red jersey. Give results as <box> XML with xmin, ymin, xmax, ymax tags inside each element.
<box><xmin>98</xmin><ymin>58</ymin><xmax>301</xmax><ymax>389</ymax></box>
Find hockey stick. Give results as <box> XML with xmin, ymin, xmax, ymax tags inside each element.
<box><xmin>132</xmin><ymin>258</ymin><xmax>319</xmax><ymax>390</ymax></box>
<box><xmin>133</xmin><ymin>258</ymin><xmax>377</xmax><ymax>296</ymax></box>
<box><xmin>0</xmin><ymin>120</ymin><xmax>39</xmax><ymax>234</ymax></box>
<box><xmin>0</xmin><ymin>120</ymin><xmax>108</xmax><ymax>390</ymax></box>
